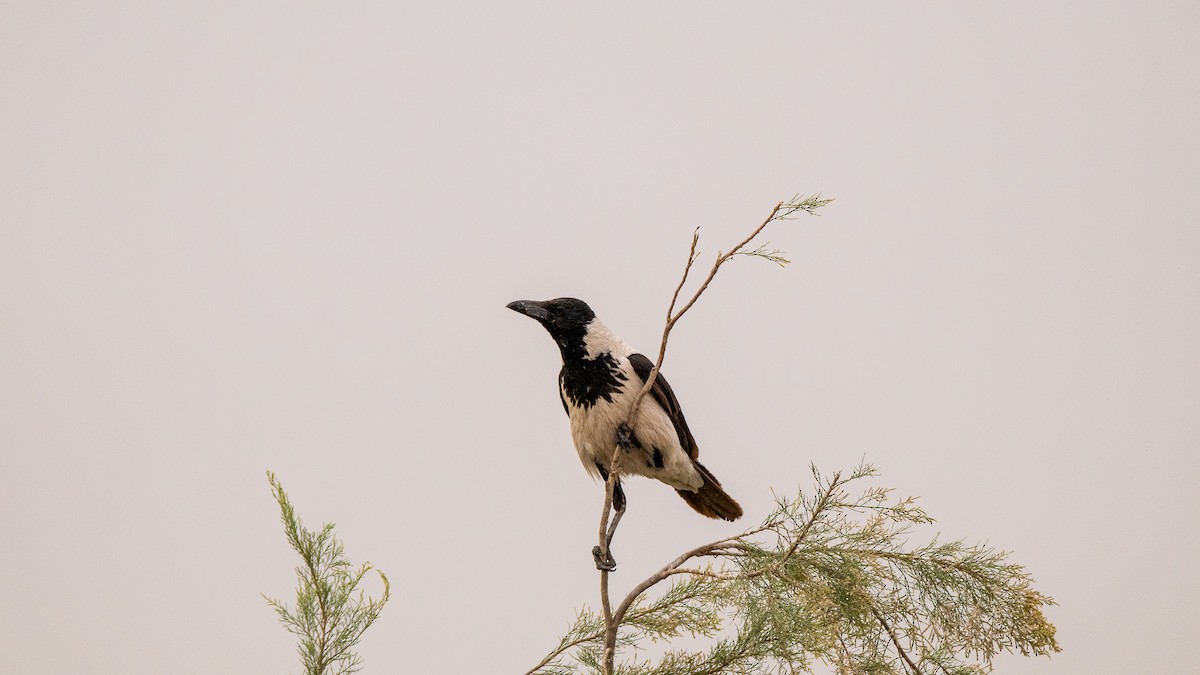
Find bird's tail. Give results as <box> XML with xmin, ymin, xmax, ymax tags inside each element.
<box><xmin>677</xmin><ymin>461</ymin><xmax>743</xmax><ymax>521</ymax></box>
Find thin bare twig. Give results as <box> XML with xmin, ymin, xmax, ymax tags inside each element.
<box><xmin>598</xmin><ymin>467</ymin><xmax>616</xmax><ymax>613</ymax></box>
<box><xmin>626</xmin><ymin>202</ymin><xmax>789</xmax><ymax>427</ymax></box>
<box><xmin>594</xmin><ymin>196</ymin><xmax>829</xmax><ymax>675</ymax></box>
<box><xmin>873</xmin><ymin>607</ymin><xmax>924</xmax><ymax>675</ymax></box>
<box><xmin>625</xmin><ymin>227</ymin><xmax>702</xmax><ymax>430</ymax></box>
<box><xmin>596</xmin><ymin>464</ymin><xmax>619</xmax><ymax>670</ymax></box>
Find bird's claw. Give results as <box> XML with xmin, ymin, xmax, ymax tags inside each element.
<box><xmin>616</xmin><ymin>423</ymin><xmax>635</xmax><ymax>450</ymax></box>
<box><xmin>592</xmin><ymin>545</ymin><xmax>617</xmax><ymax>571</ymax></box>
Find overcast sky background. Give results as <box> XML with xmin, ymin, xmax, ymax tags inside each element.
<box><xmin>2</xmin><ymin>2</ymin><xmax>1198</xmax><ymax>673</ymax></box>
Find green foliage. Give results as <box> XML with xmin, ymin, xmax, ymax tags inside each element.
<box><xmin>528</xmin><ymin>465</ymin><xmax>1059</xmax><ymax>675</ymax></box>
<box><xmin>730</xmin><ymin>194</ymin><xmax>833</xmax><ymax>266</ymax></box>
<box><xmin>735</xmin><ymin>243</ymin><xmax>791</xmax><ymax>267</ymax></box>
<box><xmin>265</xmin><ymin>471</ymin><xmax>390</xmax><ymax>675</ymax></box>
<box><xmin>777</xmin><ymin>193</ymin><xmax>835</xmax><ymax>219</ymax></box>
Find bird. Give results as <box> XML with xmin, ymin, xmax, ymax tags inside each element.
<box><xmin>507</xmin><ymin>297</ymin><xmax>742</xmax><ymax>570</ymax></box>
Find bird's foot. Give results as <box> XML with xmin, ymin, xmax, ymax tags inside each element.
<box><xmin>616</xmin><ymin>423</ymin><xmax>635</xmax><ymax>450</ymax></box>
<box><xmin>592</xmin><ymin>545</ymin><xmax>617</xmax><ymax>571</ymax></box>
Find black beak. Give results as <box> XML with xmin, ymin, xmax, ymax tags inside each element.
<box><xmin>506</xmin><ymin>299</ymin><xmax>551</xmax><ymax>322</ymax></box>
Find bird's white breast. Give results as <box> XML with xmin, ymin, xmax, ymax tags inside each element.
<box><xmin>562</xmin><ymin>332</ymin><xmax>703</xmax><ymax>492</ymax></box>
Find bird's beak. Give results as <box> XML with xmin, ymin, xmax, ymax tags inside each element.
<box><xmin>506</xmin><ymin>299</ymin><xmax>551</xmax><ymax>322</ymax></box>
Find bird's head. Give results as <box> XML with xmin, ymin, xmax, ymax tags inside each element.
<box><xmin>506</xmin><ymin>297</ymin><xmax>596</xmax><ymax>339</ymax></box>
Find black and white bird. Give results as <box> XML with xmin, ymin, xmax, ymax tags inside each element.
<box><xmin>507</xmin><ymin>297</ymin><xmax>742</xmax><ymax>569</ymax></box>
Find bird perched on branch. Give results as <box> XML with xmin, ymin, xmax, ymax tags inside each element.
<box><xmin>507</xmin><ymin>297</ymin><xmax>742</xmax><ymax>570</ymax></box>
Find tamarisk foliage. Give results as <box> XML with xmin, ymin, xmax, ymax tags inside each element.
<box><xmin>265</xmin><ymin>471</ymin><xmax>390</xmax><ymax>675</ymax></box>
<box><xmin>528</xmin><ymin>464</ymin><xmax>1059</xmax><ymax>674</ymax></box>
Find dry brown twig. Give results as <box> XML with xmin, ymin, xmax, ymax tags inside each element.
<box><xmin>873</xmin><ymin>607</ymin><xmax>924</xmax><ymax>675</ymax></box>
<box><xmin>592</xmin><ymin>195</ymin><xmax>832</xmax><ymax>674</ymax></box>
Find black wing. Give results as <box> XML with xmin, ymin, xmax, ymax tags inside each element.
<box><xmin>627</xmin><ymin>353</ymin><xmax>699</xmax><ymax>459</ymax></box>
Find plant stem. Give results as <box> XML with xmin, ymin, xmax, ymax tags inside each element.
<box><xmin>596</xmin><ymin>198</ymin><xmax>820</xmax><ymax>674</ymax></box>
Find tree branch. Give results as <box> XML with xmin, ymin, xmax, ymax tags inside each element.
<box><xmin>738</xmin><ymin>470</ymin><xmax>844</xmax><ymax>580</ymax></box>
<box><xmin>304</xmin><ymin>542</ymin><xmax>332</xmax><ymax>673</ymax></box>
<box><xmin>593</xmin><ymin>195</ymin><xmax>830</xmax><ymax>675</ymax></box>
<box><xmin>531</xmin><ymin>459</ymin><xmax>1060</xmax><ymax>675</ymax></box>
<box><xmin>626</xmin><ymin>227</ymin><xmax>702</xmax><ymax>429</ymax></box>
<box><xmin>626</xmin><ymin>201</ymin><xmax>799</xmax><ymax>427</ymax></box>
<box><xmin>608</xmin><ymin>470</ymin><xmax>845</xmax><ymax>639</ymax></box>
<box><xmin>873</xmin><ymin>607</ymin><xmax>924</xmax><ymax>675</ymax></box>
<box><xmin>523</xmin><ymin>627</ymin><xmax>606</xmax><ymax>675</ymax></box>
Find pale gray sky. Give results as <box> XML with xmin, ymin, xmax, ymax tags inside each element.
<box><xmin>2</xmin><ymin>2</ymin><xmax>1197</xmax><ymax>673</ymax></box>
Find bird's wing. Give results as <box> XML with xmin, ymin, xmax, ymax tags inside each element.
<box><xmin>628</xmin><ymin>352</ymin><xmax>700</xmax><ymax>460</ymax></box>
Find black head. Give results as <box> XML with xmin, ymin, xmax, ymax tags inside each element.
<box><xmin>506</xmin><ymin>297</ymin><xmax>596</xmax><ymax>337</ymax></box>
